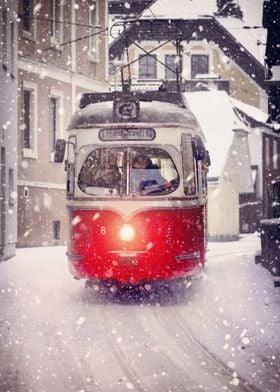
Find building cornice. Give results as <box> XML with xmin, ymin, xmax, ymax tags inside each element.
<box><xmin>18</xmin><ymin>59</ymin><xmax>109</xmax><ymax>91</ymax></box>
<box><xmin>18</xmin><ymin>180</ymin><xmax>66</xmax><ymax>190</ymax></box>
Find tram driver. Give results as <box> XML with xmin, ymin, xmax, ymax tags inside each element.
<box><xmin>131</xmin><ymin>154</ymin><xmax>171</xmax><ymax>194</ymax></box>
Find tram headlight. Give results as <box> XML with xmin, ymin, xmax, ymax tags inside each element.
<box><xmin>119</xmin><ymin>224</ymin><xmax>135</xmax><ymax>242</ymax></box>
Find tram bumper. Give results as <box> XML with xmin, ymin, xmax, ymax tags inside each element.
<box><xmin>67</xmin><ymin>249</ymin><xmax>203</xmax><ymax>284</ymax></box>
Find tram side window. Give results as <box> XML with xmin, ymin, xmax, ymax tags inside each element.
<box><xmin>67</xmin><ymin>138</ymin><xmax>75</xmax><ymax>196</ymax></box>
<box><xmin>181</xmin><ymin>134</ymin><xmax>197</xmax><ymax>196</ymax></box>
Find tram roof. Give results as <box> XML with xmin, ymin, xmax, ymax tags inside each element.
<box><xmin>68</xmin><ymin>94</ymin><xmax>200</xmax><ymax>131</ymax></box>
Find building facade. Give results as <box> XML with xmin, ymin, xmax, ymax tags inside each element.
<box><xmin>262</xmin><ymin>128</ymin><xmax>280</xmax><ymax>218</ymax></box>
<box><xmin>108</xmin><ymin>7</ymin><xmax>278</xmax><ymax>238</ymax></box>
<box><xmin>255</xmin><ymin>0</ymin><xmax>280</xmax><ymax>219</ymax></box>
<box><xmin>263</xmin><ymin>0</ymin><xmax>280</xmax><ymax>122</ymax></box>
<box><xmin>109</xmin><ymin>16</ymin><xmax>268</xmax><ymax>111</ymax></box>
<box><xmin>17</xmin><ymin>0</ymin><xmax>109</xmax><ymax>247</ymax></box>
<box><xmin>0</xmin><ymin>0</ymin><xmax>18</xmax><ymax>260</ymax></box>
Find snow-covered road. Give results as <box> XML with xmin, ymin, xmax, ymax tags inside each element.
<box><xmin>0</xmin><ymin>234</ymin><xmax>279</xmax><ymax>392</ymax></box>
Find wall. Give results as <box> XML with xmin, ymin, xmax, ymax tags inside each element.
<box><xmin>208</xmin><ymin>180</ymin><xmax>240</xmax><ymax>241</ymax></box>
<box><xmin>0</xmin><ymin>0</ymin><xmax>18</xmax><ymax>260</ymax></box>
<box><xmin>17</xmin><ymin>0</ymin><xmax>109</xmax><ymax>247</ymax></box>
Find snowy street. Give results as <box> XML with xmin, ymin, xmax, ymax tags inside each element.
<box><xmin>0</xmin><ymin>234</ymin><xmax>279</xmax><ymax>392</ymax></box>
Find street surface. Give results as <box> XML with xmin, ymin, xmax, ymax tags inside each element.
<box><xmin>0</xmin><ymin>234</ymin><xmax>279</xmax><ymax>392</ymax></box>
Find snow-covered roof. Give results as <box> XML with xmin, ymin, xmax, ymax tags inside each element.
<box><xmin>68</xmin><ymin>99</ymin><xmax>202</xmax><ymax>130</ymax></box>
<box><xmin>183</xmin><ymin>90</ymin><xmax>249</xmax><ymax>179</ymax></box>
<box><xmin>141</xmin><ymin>0</ymin><xmax>266</xmax><ymax>65</ymax></box>
<box><xmin>230</xmin><ymin>97</ymin><xmax>270</xmax><ymax>124</ymax></box>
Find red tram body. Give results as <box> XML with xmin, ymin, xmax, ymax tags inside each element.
<box><xmin>56</xmin><ymin>91</ymin><xmax>209</xmax><ymax>286</ymax></box>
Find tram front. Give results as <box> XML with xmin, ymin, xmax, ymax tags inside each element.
<box><xmin>55</xmin><ymin>93</ymin><xmax>209</xmax><ymax>285</ymax></box>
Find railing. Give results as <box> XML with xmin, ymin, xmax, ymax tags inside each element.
<box><xmin>110</xmin><ymin>78</ymin><xmax>230</xmax><ymax>93</ymax></box>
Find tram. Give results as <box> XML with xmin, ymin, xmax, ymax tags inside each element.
<box><xmin>55</xmin><ymin>90</ymin><xmax>210</xmax><ymax>287</ymax></box>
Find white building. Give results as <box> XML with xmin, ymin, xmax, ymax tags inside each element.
<box><xmin>17</xmin><ymin>0</ymin><xmax>109</xmax><ymax>247</ymax></box>
<box><xmin>183</xmin><ymin>90</ymin><xmax>273</xmax><ymax>240</ymax></box>
<box><xmin>0</xmin><ymin>0</ymin><xmax>18</xmax><ymax>260</ymax></box>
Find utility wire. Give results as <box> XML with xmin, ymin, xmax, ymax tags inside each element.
<box><xmin>19</xmin><ymin>28</ymin><xmax>108</xmax><ymax>59</ymax></box>
<box><xmin>118</xmin><ymin>35</ymin><xmax>179</xmax><ymax>73</ymax></box>
<box><xmin>129</xmin><ymin>37</ymin><xmax>179</xmax><ymax>74</ymax></box>
<box><xmin>18</xmin><ymin>14</ymin><xmax>101</xmax><ymax>29</ymax></box>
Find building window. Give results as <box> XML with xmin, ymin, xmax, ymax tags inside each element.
<box><xmin>8</xmin><ymin>169</ymin><xmax>16</xmax><ymax>206</ymax></box>
<box><xmin>165</xmin><ymin>54</ymin><xmax>177</xmax><ymax>80</ymax></box>
<box><xmin>49</xmin><ymin>89</ymin><xmax>63</xmax><ymax>160</ymax></box>
<box><xmin>53</xmin><ymin>220</ymin><xmax>61</xmax><ymax>240</ymax></box>
<box><xmin>10</xmin><ymin>21</ymin><xmax>16</xmax><ymax>76</ymax></box>
<box><xmin>24</xmin><ymin>187</ymin><xmax>29</xmax><ymax>198</ymax></box>
<box><xmin>273</xmin><ymin>139</ymin><xmax>278</xmax><ymax>169</ymax></box>
<box><xmin>23</xmin><ymin>89</ymin><xmax>32</xmax><ymax>149</ymax></box>
<box><xmin>88</xmin><ymin>1</ymin><xmax>98</xmax><ymax>58</ymax></box>
<box><xmin>51</xmin><ymin>0</ymin><xmax>61</xmax><ymax>42</ymax></box>
<box><xmin>0</xmin><ymin>148</ymin><xmax>6</xmax><ymax>245</ymax></box>
<box><xmin>23</xmin><ymin>0</ymin><xmax>32</xmax><ymax>32</ymax></box>
<box><xmin>251</xmin><ymin>165</ymin><xmax>258</xmax><ymax>194</ymax></box>
<box><xmin>2</xmin><ymin>9</ymin><xmax>8</xmax><ymax>68</ymax></box>
<box><xmin>50</xmin><ymin>97</ymin><xmax>58</xmax><ymax>153</ymax></box>
<box><xmin>22</xmin><ymin>82</ymin><xmax>37</xmax><ymax>158</ymax></box>
<box><xmin>191</xmin><ymin>54</ymin><xmax>209</xmax><ymax>79</ymax></box>
<box><xmin>139</xmin><ymin>55</ymin><xmax>157</xmax><ymax>80</ymax></box>
<box><xmin>265</xmin><ymin>136</ymin><xmax>270</xmax><ymax>168</ymax></box>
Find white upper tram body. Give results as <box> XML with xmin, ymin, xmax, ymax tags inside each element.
<box><xmin>62</xmin><ymin>91</ymin><xmax>208</xmax><ymax>215</ymax></box>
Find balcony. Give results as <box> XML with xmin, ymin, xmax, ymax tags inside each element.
<box><xmin>110</xmin><ymin>76</ymin><xmax>230</xmax><ymax>94</ymax></box>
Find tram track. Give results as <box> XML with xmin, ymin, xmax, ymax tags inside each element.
<box><xmin>99</xmin><ymin>291</ymin><xmax>249</xmax><ymax>392</ymax></box>
<box><xmin>101</xmin><ymin>306</ymin><xmax>148</xmax><ymax>392</ymax></box>
<box><xmin>149</xmin><ymin>304</ymin><xmax>264</xmax><ymax>392</ymax></box>
<box><xmin>101</xmin><ymin>299</ymin><xmax>203</xmax><ymax>392</ymax></box>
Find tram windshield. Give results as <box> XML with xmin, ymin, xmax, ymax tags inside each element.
<box><xmin>78</xmin><ymin>146</ymin><xmax>179</xmax><ymax>196</ymax></box>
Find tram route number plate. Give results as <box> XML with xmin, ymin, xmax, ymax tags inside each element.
<box><xmin>99</xmin><ymin>128</ymin><xmax>155</xmax><ymax>141</ymax></box>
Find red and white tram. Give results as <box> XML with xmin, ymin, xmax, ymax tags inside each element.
<box><xmin>55</xmin><ymin>91</ymin><xmax>210</xmax><ymax>287</ymax></box>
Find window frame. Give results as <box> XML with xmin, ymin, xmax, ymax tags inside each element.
<box><xmin>2</xmin><ymin>8</ymin><xmax>8</xmax><ymax>69</ymax></box>
<box><xmin>273</xmin><ymin>139</ymin><xmax>278</xmax><ymax>169</ymax></box>
<box><xmin>52</xmin><ymin>220</ymin><xmax>61</xmax><ymax>240</ymax></box>
<box><xmin>22</xmin><ymin>81</ymin><xmax>38</xmax><ymax>159</ymax></box>
<box><xmin>191</xmin><ymin>54</ymin><xmax>209</xmax><ymax>79</ymax></box>
<box><xmin>50</xmin><ymin>0</ymin><xmax>63</xmax><ymax>46</ymax></box>
<box><xmin>138</xmin><ymin>54</ymin><xmax>157</xmax><ymax>80</ymax></box>
<box><xmin>49</xmin><ymin>89</ymin><xmax>64</xmax><ymax>161</ymax></box>
<box><xmin>264</xmin><ymin>136</ymin><xmax>270</xmax><ymax>168</ymax></box>
<box><xmin>22</xmin><ymin>0</ymin><xmax>37</xmax><ymax>40</ymax></box>
<box><xmin>181</xmin><ymin>134</ymin><xmax>198</xmax><ymax>196</ymax></box>
<box><xmin>165</xmin><ymin>54</ymin><xmax>178</xmax><ymax>80</ymax></box>
<box><xmin>88</xmin><ymin>0</ymin><xmax>100</xmax><ymax>61</ymax></box>
<box><xmin>10</xmin><ymin>21</ymin><xmax>16</xmax><ymax>77</ymax></box>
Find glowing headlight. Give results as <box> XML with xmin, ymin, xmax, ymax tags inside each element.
<box><xmin>119</xmin><ymin>224</ymin><xmax>135</xmax><ymax>242</ymax></box>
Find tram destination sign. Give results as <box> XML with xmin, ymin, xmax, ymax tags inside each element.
<box><xmin>99</xmin><ymin>128</ymin><xmax>155</xmax><ymax>141</ymax></box>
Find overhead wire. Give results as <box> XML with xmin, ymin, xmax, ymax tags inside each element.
<box><xmin>19</xmin><ymin>7</ymin><xmax>269</xmax><ymax>99</ymax></box>
<box><xmin>17</xmin><ymin>14</ymin><xmax>99</xmax><ymax>29</ymax></box>
<box><xmin>19</xmin><ymin>28</ymin><xmax>108</xmax><ymax>59</ymax></box>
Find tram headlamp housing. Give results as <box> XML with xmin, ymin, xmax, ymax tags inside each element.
<box><xmin>119</xmin><ymin>224</ymin><xmax>135</xmax><ymax>242</ymax></box>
